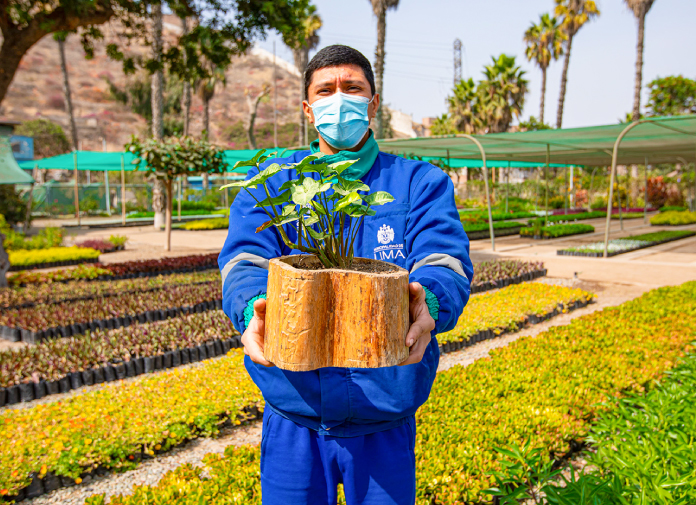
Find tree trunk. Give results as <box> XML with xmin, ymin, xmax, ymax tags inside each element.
<box><xmin>165</xmin><ymin>178</ymin><xmax>172</xmax><ymax>251</ymax></box>
<box><xmin>540</xmin><ymin>65</ymin><xmax>547</xmax><ymax>124</ymax></box>
<box><xmin>151</xmin><ymin>2</ymin><xmax>165</xmax><ymax>230</ymax></box>
<box><xmin>373</xmin><ymin>7</ymin><xmax>387</xmax><ymax>139</ymax></box>
<box><xmin>264</xmin><ymin>255</ymin><xmax>409</xmax><ymax>371</ymax></box>
<box><xmin>0</xmin><ymin>231</ymin><xmax>8</xmax><ymax>288</ymax></box>
<box><xmin>203</xmin><ymin>96</ymin><xmax>210</xmax><ymax>139</ymax></box>
<box><xmin>293</xmin><ymin>48</ymin><xmax>308</xmax><ymax>145</ymax></box>
<box><xmin>556</xmin><ymin>32</ymin><xmax>574</xmax><ymax>129</ymax></box>
<box><xmin>57</xmin><ymin>37</ymin><xmax>79</xmax><ymax>151</ymax></box>
<box><xmin>632</xmin><ymin>10</ymin><xmax>646</xmax><ymax>121</ymax></box>
<box><xmin>181</xmin><ymin>17</ymin><xmax>191</xmax><ymax>136</ymax></box>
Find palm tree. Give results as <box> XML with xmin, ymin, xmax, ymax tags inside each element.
<box><xmin>369</xmin><ymin>0</ymin><xmax>400</xmax><ymax>139</ymax></box>
<box><xmin>447</xmin><ymin>78</ymin><xmax>481</xmax><ymax>134</ymax></box>
<box><xmin>54</xmin><ymin>33</ymin><xmax>79</xmax><ymax>152</ymax></box>
<box><xmin>151</xmin><ymin>1</ymin><xmax>166</xmax><ymax>231</ymax></box>
<box><xmin>554</xmin><ymin>0</ymin><xmax>600</xmax><ymax>128</ymax></box>
<box><xmin>283</xmin><ymin>6</ymin><xmax>322</xmax><ymax>146</ymax></box>
<box><xmin>477</xmin><ymin>54</ymin><xmax>528</xmax><ymax>133</ymax></box>
<box><xmin>624</xmin><ymin>0</ymin><xmax>656</xmax><ymax>121</ymax></box>
<box><xmin>524</xmin><ymin>14</ymin><xmax>565</xmax><ymax>125</ymax></box>
<box><xmin>181</xmin><ymin>16</ymin><xmax>192</xmax><ymax>136</ymax></box>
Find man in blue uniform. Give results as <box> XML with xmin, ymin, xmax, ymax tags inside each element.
<box><xmin>219</xmin><ymin>45</ymin><xmax>473</xmax><ymax>504</ymax></box>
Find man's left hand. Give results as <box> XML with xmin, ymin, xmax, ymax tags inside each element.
<box><xmin>399</xmin><ymin>282</ymin><xmax>436</xmax><ymax>366</ymax></box>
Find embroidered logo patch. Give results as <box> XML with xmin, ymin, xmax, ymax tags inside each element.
<box><xmin>377</xmin><ymin>224</ymin><xmax>395</xmax><ymax>245</ymax></box>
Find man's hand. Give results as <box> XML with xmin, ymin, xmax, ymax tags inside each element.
<box><xmin>399</xmin><ymin>282</ymin><xmax>436</xmax><ymax>366</ymax></box>
<box><xmin>241</xmin><ymin>298</ymin><xmax>274</xmax><ymax>367</ymax></box>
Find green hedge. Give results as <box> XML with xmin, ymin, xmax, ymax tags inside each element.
<box><xmin>650</xmin><ymin>210</ymin><xmax>696</xmax><ymax>226</ymax></box>
<box><xmin>463</xmin><ymin>221</ymin><xmax>523</xmax><ymax>233</ymax></box>
<box><xmin>520</xmin><ymin>223</ymin><xmax>595</xmax><ymax>238</ymax></box>
<box><xmin>83</xmin><ymin>281</ymin><xmax>696</xmax><ymax>505</ymax></box>
<box><xmin>528</xmin><ymin>211</ymin><xmax>606</xmax><ymax>226</ymax></box>
<box><xmin>8</xmin><ymin>247</ymin><xmax>101</xmax><ymax>268</ymax></box>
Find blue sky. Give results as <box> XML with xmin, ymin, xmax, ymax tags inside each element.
<box><xmin>257</xmin><ymin>0</ymin><xmax>696</xmax><ymax>129</ymax></box>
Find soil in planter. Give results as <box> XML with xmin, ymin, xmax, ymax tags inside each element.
<box><xmin>292</xmin><ymin>254</ymin><xmax>399</xmax><ymax>274</ymax></box>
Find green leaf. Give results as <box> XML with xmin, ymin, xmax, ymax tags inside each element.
<box><xmin>253</xmin><ymin>191</ymin><xmax>291</xmax><ymax>208</ymax></box>
<box><xmin>308</xmin><ymin>228</ymin><xmax>329</xmax><ymax>241</ymax></box>
<box><xmin>290</xmin><ymin>178</ymin><xmax>332</xmax><ymax>206</ymax></box>
<box><xmin>333</xmin><ymin>178</ymin><xmax>370</xmax><ymax>196</ymax></box>
<box><xmin>363</xmin><ymin>191</ymin><xmax>395</xmax><ymax>206</ymax></box>
<box><xmin>334</xmin><ymin>192</ymin><xmax>362</xmax><ymax>212</ymax></box>
<box><xmin>233</xmin><ymin>149</ymin><xmax>268</xmax><ymax>169</ymax></box>
<box><xmin>328</xmin><ymin>159</ymin><xmax>358</xmax><ymax>175</ymax></box>
<box><xmin>343</xmin><ymin>204</ymin><xmax>376</xmax><ymax>217</ymax></box>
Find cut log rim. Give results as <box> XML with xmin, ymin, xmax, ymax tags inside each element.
<box><xmin>272</xmin><ymin>255</ymin><xmax>407</xmax><ymax>278</ymax></box>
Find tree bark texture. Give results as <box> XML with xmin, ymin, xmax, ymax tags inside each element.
<box><xmin>556</xmin><ymin>32</ymin><xmax>574</xmax><ymax>129</ymax></box>
<box><xmin>264</xmin><ymin>255</ymin><xmax>409</xmax><ymax>371</ymax></box>
<box><xmin>57</xmin><ymin>38</ymin><xmax>79</xmax><ymax>151</ymax></box>
<box><xmin>203</xmin><ymin>96</ymin><xmax>210</xmax><ymax>139</ymax></box>
<box><xmin>632</xmin><ymin>11</ymin><xmax>646</xmax><ymax>121</ymax></box>
<box><xmin>181</xmin><ymin>17</ymin><xmax>191</xmax><ymax>136</ymax></box>
<box><xmin>164</xmin><ymin>179</ymin><xmax>172</xmax><ymax>251</ymax></box>
<box><xmin>245</xmin><ymin>86</ymin><xmax>270</xmax><ymax>149</ymax></box>
<box><xmin>293</xmin><ymin>48</ymin><xmax>308</xmax><ymax>145</ymax></box>
<box><xmin>540</xmin><ymin>66</ymin><xmax>547</xmax><ymax>124</ymax></box>
<box><xmin>151</xmin><ymin>2</ymin><xmax>165</xmax><ymax>229</ymax></box>
<box><xmin>373</xmin><ymin>7</ymin><xmax>386</xmax><ymax>139</ymax></box>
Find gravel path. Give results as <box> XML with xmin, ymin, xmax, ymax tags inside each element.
<box><xmin>22</xmin><ymin>278</ymin><xmax>652</xmax><ymax>505</ymax></box>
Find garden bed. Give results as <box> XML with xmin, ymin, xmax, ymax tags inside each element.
<box><xmin>0</xmin><ymin>282</ymin><xmax>221</xmax><ymax>343</ymax></box>
<box><xmin>464</xmin><ymin>222</ymin><xmax>524</xmax><ymax>240</ymax></box>
<box><xmin>7</xmin><ymin>253</ymin><xmax>219</xmax><ymax>287</ymax></box>
<box><xmin>78</xmin><ymin>281</ymin><xmax>696</xmax><ymax>505</ymax></box>
<box><xmin>557</xmin><ymin>230</ymin><xmax>696</xmax><ymax>257</ymax></box>
<box><xmin>8</xmin><ymin>247</ymin><xmax>101</xmax><ymax>272</ymax></box>
<box><xmin>520</xmin><ymin>223</ymin><xmax>595</xmax><ymax>240</ymax></box>
<box><xmin>650</xmin><ymin>210</ymin><xmax>696</xmax><ymax>226</ymax></box>
<box><xmin>471</xmin><ymin>260</ymin><xmax>546</xmax><ymax>294</ymax></box>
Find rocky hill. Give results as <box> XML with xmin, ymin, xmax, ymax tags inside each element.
<box><xmin>0</xmin><ymin>16</ymin><xmax>303</xmax><ymax>152</ymax></box>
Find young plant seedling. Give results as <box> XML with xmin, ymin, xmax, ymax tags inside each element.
<box><xmin>221</xmin><ymin>150</ymin><xmax>394</xmax><ymax>269</ymax></box>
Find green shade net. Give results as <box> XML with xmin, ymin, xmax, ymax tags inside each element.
<box><xmin>0</xmin><ymin>136</ymin><xmax>34</xmax><ymax>184</ymax></box>
<box><xmin>378</xmin><ymin>115</ymin><xmax>696</xmax><ymax>166</ymax></box>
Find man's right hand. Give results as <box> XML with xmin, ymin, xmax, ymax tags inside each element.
<box><xmin>241</xmin><ymin>298</ymin><xmax>274</xmax><ymax>367</ymax></box>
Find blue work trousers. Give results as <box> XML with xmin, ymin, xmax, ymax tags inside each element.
<box><xmin>260</xmin><ymin>408</ymin><xmax>417</xmax><ymax>505</ymax></box>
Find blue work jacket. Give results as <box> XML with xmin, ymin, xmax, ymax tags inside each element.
<box><xmin>218</xmin><ymin>150</ymin><xmax>473</xmax><ymax>437</ymax></box>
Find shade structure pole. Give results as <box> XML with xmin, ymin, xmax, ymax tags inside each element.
<box><xmin>121</xmin><ymin>155</ymin><xmax>126</xmax><ymax>226</ymax></box>
<box><xmin>458</xmin><ymin>134</ymin><xmax>494</xmax><ymax>251</ymax></box>
<box><xmin>693</xmin><ymin>147</ymin><xmax>696</xmax><ymax>212</ymax></box>
<box><xmin>588</xmin><ymin>167</ymin><xmax>599</xmax><ymax>213</ymax></box>
<box><xmin>104</xmin><ymin>170</ymin><xmax>111</xmax><ymax>216</ymax></box>
<box><xmin>564</xmin><ymin>165</ymin><xmax>568</xmax><ymax>215</ymax></box>
<box><xmin>644</xmin><ymin>157</ymin><xmax>649</xmax><ymax>224</ymax></box>
<box><xmin>545</xmin><ymin>145</ymin><xmax>550</xmax><ymax>225</ymax></box>
<box><xmin>505</xmin><ymin>161</ymin><xmax>509</xmax><ymax>214</ymax></box>
<box><xmin>24</xmin><ymin>183</ymin><xmax>34</xmax><ymax>232</ymax></box>
<box><xmin>73</xmin><ymin>150</ymin><xmax>81</xmax><ymax>227</ymax></box>
<box><xmin>604</xmin><ymin>120</ymin><xmax>647</xmax><ymax>258</ymax></box>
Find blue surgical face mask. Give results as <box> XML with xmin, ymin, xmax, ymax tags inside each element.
<box><xmin>310</xmin><ymin>92</ymin><xmax>374</xmax><ymax>150</ymax></box>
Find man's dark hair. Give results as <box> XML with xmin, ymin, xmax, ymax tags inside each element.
<box><xmin>304</xmin><ymin>45</ymin><xmax>376</xmax><ymax>100</ymax></box>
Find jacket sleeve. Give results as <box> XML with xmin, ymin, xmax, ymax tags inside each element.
<box><xmin>405</xmin><ymin>165</ymin><xmax>473</xmax><ymax>335</ymax></box>
<box><xmin>218</xmin><ymin>165</ymin><xmax>290</xmax><ymax>334</ymax></box>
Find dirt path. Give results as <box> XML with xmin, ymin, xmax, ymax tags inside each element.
<box><xmin>22</xmin><ymin>277</ymin><xmax>653</xmax><ymax>505</ymax></box>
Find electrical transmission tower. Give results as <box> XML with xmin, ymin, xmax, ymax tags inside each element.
<box><xmin>453</xmin><ymin>39</ymin><xmax>462</xmax><ymax>86</ymax></box>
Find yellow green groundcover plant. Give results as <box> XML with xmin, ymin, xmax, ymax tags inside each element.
<box><xmin>8</xmin><ymin>247</ymin><xmax>100</xmax><ymax>267</ymax></box>
<box><xmin>438</xmin><ymin>283</ymin><xmax>592</xmax><ymax>344</ymax></box>
<box><xmin>80</xmin><ymin>281</ymin><xmax>696</xmax><ymax>505</ymax></box>
<box><xmin>0</xmin><ymin>282</ymin><xmax>590</xmax><ymax>499</ymax></box>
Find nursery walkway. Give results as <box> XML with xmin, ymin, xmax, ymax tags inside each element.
<box><xmin>21</xmin><ymin>277</ymin><xmax>651</xmax><ymax>505</ymax></box>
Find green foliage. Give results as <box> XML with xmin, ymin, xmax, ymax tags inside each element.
<box><xmin>107</xmin><ymin>73</ymin><xmax>183</xmax><ymax>136</ymax></box>
<box><xmin>645</xmin><ymin>75</ymin><xmax>696</xmax><ymax>117</ymax></box>
<box><xmin>2</xmin><ymin>227</ymin><xmax>64</xmax><ymax>251</ymax></box>
<box><xmin>127</xmin><ymin>136</ymin><xmax>228</xmax><ymax>183</ymax></box>
<box><xmin>0</xmin><ymin>186</ymin><xmax>26</xmax><ymax>226</ymax></box>
<box><xmin>13</xmin><ymin>119</ymin><xmax>71</xmax><ymax>158</ymax></box>
<box><xmin>8</xmin><ymin>246</ymin><xmax>100</xmax><ymax>268</ymax></box>
<box><xmin>462</xmin><ymin>221</ymin><xmax>523</xmax><ymax>233</ymax></box>
<box><xmin>518</xmin><ymin>116</ymin><xmax>552</xmax><ymax>131</ymax></box>
<box><xmin>650</xmin><ymin>210</ymin><xmax>696</xmax><ymax>226</ymax></box>
<box><xmin>107</xmin><ymin>235</ymin><xmax>128</xmax><ymax>248</ymax></box>
<box><xmin>182</xmin><ymin>217</ymin><xmax>229</xmax><ymax>230</ymax></box>
<box><xmin>528</xmin><ymin>211</ymin><xmax>606</xmax><ymax>225</ymax></box>
<box><xmin>524</xmin><ymin>13</ymin><xmax>565</xmax><ymax>73</ymax></box>
<box><xmin>521</xmin><ymin>222</ymin><xmax>594</xmax><ymax>238</ymax></box>
<box><xmin>659</xmin><ymin>205</ymin><xmax>687</xmax><ymax>213</ymax></box>
<box><xmin>222</xmin><ymin>151</ymin><xmax>394</xmax><ymax>269</ymax></box>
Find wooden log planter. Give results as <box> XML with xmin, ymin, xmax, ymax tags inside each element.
<box><xmin>264</xmin><ymin>255</ymin><xmax>410</xmax><ymax>371</ymax></box>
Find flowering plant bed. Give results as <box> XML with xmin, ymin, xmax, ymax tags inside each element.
<box><xmin>74</xmin><ymin>237</ymin><xmax>127</xmax><ymax>254</ymax></box>
<box><xmin>0</xmin><ymin>282</ymin><xmax>221</xmax><ymax>343</ymax></box>
<box><xmin>8</xmin><ymin>247</ymin><xmax>101</xmax><ymax>271</ymax></box>
<box><xmin>0</xmin><ymin>311</ymin><xmax>240</xmax><ymax>404</ymax></box>
<box><xmin>471</xmin><ymin>260</ymin><xmax>546</xmax><ymax>293</ymax></box>
<box><xmin>7</xmin><ymin>253</ymin><xmax>219</xmax><ymax>286</ymax></box>
<box><xmin>610</xmin><ymin>212</ymin><xmax>644</xmax><ymax>219</ymax></box>
<box><xmin>80</xmin><ymin>282</ymin><xmax>696</xmax><ymax>505</ymax></box>
<box><xmin>558</xmin><ymin>230</ymin><xmax>695</xmax><ymax>257</ymax></box>
<box><xmin>650</xmin><ymin>210</ymin><xmax>696</xmax><ymax>226</ymax></box>
<box><xmin>0</xmin><ymin>352</ymin><xmax>263</xmax><ymax>501</ymax></box>
<box><xmin>463</xmin><ymin>221</ymin><xmax>524</xmax><ymax>240</ymax></box>
<box><xmin>528</xmin><ymin>211</ymin><xmax>606</xmax><ymax>225</ymax></box>
<box><xmin>180</xmin><ymin>217</ymin><xmax>229</xmax><ymax>230</ymax></box>
<box><xmin>438</xmin><ymin>283</ymin><xmax>593</xmax><ymax>350</ymax></box>
<box><xmin>520</xmin><ymin>223</ymin><xmax>595</xmax><ymax>239</ymax></box>
<box><xmin>0</xmin><ymin>271</ymin><xmax>219</xmax><ymax>310</ymax></box>
<box><xmin>459</xmin><ymin>210</ymin><xmax>536</xmax><ymax>223</ymax></box>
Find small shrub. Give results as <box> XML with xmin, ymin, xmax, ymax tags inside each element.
<box><xmin>650</xmin><ymin>211</ymin><xmax>696</xmax><ymax>226</ymax></box>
